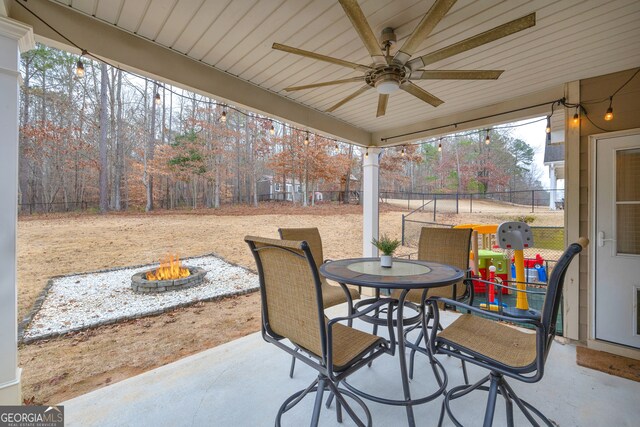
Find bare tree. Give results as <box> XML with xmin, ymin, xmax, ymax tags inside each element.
<box><xmin>98</xmin><ymin>62</ymin><xmax>108</xmax><ymax>213</ymax></box>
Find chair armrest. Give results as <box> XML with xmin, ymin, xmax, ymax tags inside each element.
<box><xmin>463</xmin><ymin>277</ymin><xmax>547</xmax><ymax>295</ymax></box>
<box><xmin>426</xmin><ymin>296</ymin><xmax>543</xmax><ymax>327</ymax></box>
<box><xmin>396</xmin><ymin>252</ymin><xmax>418</xmax><ymax>260</ymax></box>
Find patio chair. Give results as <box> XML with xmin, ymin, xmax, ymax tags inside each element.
<box><xmin>245</xmin><ymin>236</ymin><xmax>395</xmax><ymax>427</ymax></box>
<box><xmin>425</xmin><ymin>238</ymin><xmax>588</xmax><ymax>427</ymax></box>
<box><xmin>391</xmin><ymin>227</ymin><xmax>473</xmax><ymax>380</ymax></box>
<box><xmin>279</xmin><ymin>227</ymin><xmax>361</xmax><ymax>377</ymax></box>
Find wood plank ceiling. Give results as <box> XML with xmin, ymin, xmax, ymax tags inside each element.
<box><xmin>51</xmin><ymin>0</ymin><xmax>640</xmax><ymax>136</ymax></box>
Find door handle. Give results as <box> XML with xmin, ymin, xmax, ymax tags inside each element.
<box><xmin>597</xmin><ymin>231</ymin><xmax>615</xmax><ymax>247</ymax></box>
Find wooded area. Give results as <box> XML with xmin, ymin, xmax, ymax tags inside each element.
<box><xmin>18</xmin><ymin>44</ymin><xmax>544</xmax><ymax>213</ymax></box>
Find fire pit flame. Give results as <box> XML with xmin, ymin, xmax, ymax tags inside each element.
<box><xmin>146</xmin><ymin>254</ymin><xmax>190</xmax><ymax>281</ymax></box>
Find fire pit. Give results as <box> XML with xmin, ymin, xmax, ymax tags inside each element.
<box><xmin>131</xmin><ymin>255</ymin><xmax>207</xmax><ymax>293</ymax></box>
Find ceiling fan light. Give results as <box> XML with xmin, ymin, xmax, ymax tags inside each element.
<box><xmin>375</xmin><ymin>79</ymin><xmax>400</xmax><ymax>94</ymax></box>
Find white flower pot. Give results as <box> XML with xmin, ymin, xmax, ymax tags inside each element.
<box><xmin>380</xmin><ymin>255</ymin><xmax>393</xmax><ymax>268</ymax></box>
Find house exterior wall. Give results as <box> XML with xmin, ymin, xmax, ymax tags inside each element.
<box><xmin>578</xmin><ymin>68</ymin><xmax>640</xmax><ymax>344</ymax></box>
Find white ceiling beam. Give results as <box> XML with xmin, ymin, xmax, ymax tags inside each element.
<box><xmin>371</xmin><ymin>85</ymin><xmax>565</xmax><ymax>146</ymax></box>
<box><xmin>10</xmin><ymin>0</ymin><xmax>371</xmax><ymax>146</ymax></box>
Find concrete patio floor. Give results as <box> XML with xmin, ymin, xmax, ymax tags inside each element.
<box><xmin>62</xmin><ymin>306</ymin><xmax>639</xmax><ymax>426</ymax></box>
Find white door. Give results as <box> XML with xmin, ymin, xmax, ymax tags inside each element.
<box><xmin>595</xmin><ymin>131</ymin><xmax>640</xmax><ymax>349</ymax></box>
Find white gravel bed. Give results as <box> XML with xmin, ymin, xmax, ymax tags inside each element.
<box><xmin>23</xmin><ymin>255</ymin><xmax>258</xmax><ymax>341</ymax></box>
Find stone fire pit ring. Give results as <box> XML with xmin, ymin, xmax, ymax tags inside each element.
<box><xmin>131</xmin><ymin>266</ymin><xmax>207</xmax><ymax>293</ymax></box>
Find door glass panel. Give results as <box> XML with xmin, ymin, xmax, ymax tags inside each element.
<box><xmin>617</xmin><ymin>205</ymin><xmax>640</xmax><ymax>254</ymax></box>
<box><xmin>616</xmin><ymin>149</ymin><xmax>640</xmax><ymax>255</ymax></box>
<box><xmin>617</xmin><ymin>149</ymin><xmax>640</xmax><ymax>201</ymax></box>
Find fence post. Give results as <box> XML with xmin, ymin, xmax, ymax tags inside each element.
<box><xmin>401</xmin><ymin>214</ymin><xmax>405</xmax><ymax>246</ymax></box>
<box><xmin>456</xmin><ymin>192</ymin><xmax>459</xmax><ymax>214</ymax></box>
<box><xmin>433</xmin><ymin>194</ymin><xmax>437</xmax><ymax>222</ymax></box>
<box><xmin>531</xmin><ymin>190</ymin><xmax>535</xmax><ymax>213</ymax></box>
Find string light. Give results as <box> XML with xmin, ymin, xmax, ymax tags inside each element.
<box><xmin>401</xmin><ymin>146</ymin><xmax>406</xmax><ymax>156</ymax></box>
<box><xmin>154</xmin><ymin>92</ymin><xmax>161</xmax><ymax>105</ymax></box>
<box><xmin>604</xmin><ymin>97</ymin><xmax>614</xmax><ymax>121</ymax></box>
<box><xmin>16</xmin><ymin>0</ymin><xmax>640</xmax><ymax>151</ymax></box>
<box><xmin>545</xmin><ymin>116</ymin><xmax>551</xmax><ymax>133</ymax></box>
<box><xmin>220</xmin><ymin>110</ymin><xmax>227</xmax><ymax>123</ymax></box>
<box><xmin>438</xmin><ymin>138</ymin><xmax>442</xmax><ymax>152</ymax></box>
<box><xmin>269</xmin><ymin>123</ymin><xmax>275</xmax><ymax>135</ymax></box>
<box><xmin>572</xmin><ymin>107</ymin><xmax>580</xmax><ymax>126</ymax></box>
<box><xmin>485</xmin><ymin>129</ymin><xmax>491</xmax><ymax>145</ymax></box>
<box><xmin>304</xmin><ymin>132</ymin><xmax>309</xmax><ymax>145</ymax></box>
<box><xmin>75</xmin><ymin>60</ymin><xmax>85</xmax><ymax>78</ymax></box>
<box><xmin>365</xmin><ymin>148</ymin><xmax>369</xmax><ymax>158</ymax></box>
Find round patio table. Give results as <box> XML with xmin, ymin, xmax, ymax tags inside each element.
<box><xmin>320</xmin><ymin>257</ymin><xmax>464</xmax><ymax>427</ymax></box>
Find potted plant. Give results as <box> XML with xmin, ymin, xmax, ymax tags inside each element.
<box><xmin>372</xmin><ymin>234</ymin><xmax>401</xmax><ymax>268</ymax></box>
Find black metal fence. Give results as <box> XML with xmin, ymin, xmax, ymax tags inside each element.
<box><xmin>381</xmin><ymin>188</ymin><xmax>565</xmax><ymax>218</ymax></box>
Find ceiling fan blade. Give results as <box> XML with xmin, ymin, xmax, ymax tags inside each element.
<box><xmin>284</xmin><ymin>77</ymin><xmax>365</xmax><ymax>91</ymax></box>
<box><xmin>413</xmin><ymin>70</ymin><xmax>504</xmax><ymax>80</ymax></box>
<box><xmin>376</xmin><ymin>94</ymin><xmax>389</xmax><ymax>117</ymax></box>
<box><xmin>326</xmin><ymin>85</ymin><xmax>371</xmax><ymax>113</ymax></box>
<box><xmin>407</xmin><ymin>13</ymin><xmax>536</xmax><ymax>70</ymax></box>
<box><xmin>272</xmin><ymin>43</ymin><xmax>371</xmax><ymax>72</ymax></box>
<box><xmin>394</xmin><ymin>0</ymin><xmax>457</xmax><ymax>65</ymax></box>
<box><xmin>400</xmin><ymin>81</ymin><xmax>444</xmax><ymax>107</ymax></box>
<box><xmin>338</xmin><ymin>0</ymin><xmax>385</xmax><ymax>64</ymax></box>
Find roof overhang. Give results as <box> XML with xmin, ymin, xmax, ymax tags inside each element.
<box><xmin>8</xmin><ymin>0</ymin><xmax>640</xmax><ymax>147</ymax></box>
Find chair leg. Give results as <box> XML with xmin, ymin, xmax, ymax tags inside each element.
<box><xmin>326</xmin><ymin>381</ymin><xmax>371</xmax><ymax>427</ymax></box>
<box><xmin>501</xmin><ymin>379</ymin><xmax>553</xmax><ymax>427</ymax></box>
<box><xmin>310</xmin><ymin>377</ymin><xmax>326</xmax><ymax>427</ymax></box>
<box><xmin>482</xmin><ymin>374</ymin><xmax>500</xmax><ymax>426</ymax></box>
<box><xmin>440</xmin><ymin>372</ymin><xmax>554</xmax><ymax>427</ymax></box>
<box><xmin>289</xmin><ymin>355</ymin><xmax>296</xmax><ymax>378</ymax></box>
<box><xmin>408</xmin><ymin>329</ymin><xmax>423</xmax><ymax>379</ymax></box>
<box><xmin>461</xmin><ymin>360</ymin><xmax>469</xmax><ymax>385</ymax></box>
<box><xmin>498</xmin><ymin>382</ymin><xmax>514</xmax><ymax>427</ymax></box>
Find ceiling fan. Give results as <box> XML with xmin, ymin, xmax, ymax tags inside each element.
<box><xmin>273</xmin><ymin>0</ymin><xmax>536</xmax><ymax>117</ymax></box>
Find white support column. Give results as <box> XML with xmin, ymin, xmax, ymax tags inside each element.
<box><xmin>0</xmin><ymin>16</ymin><xmax>34</xmax><ymax>405</ymax></box>
<box><xmin>362</xmin><ymin>148</ymin><xmax>381</xmax><ymax>257</ymax></box>
<box><xmin>549</xmin><ymin>164</ymin><xmax>557</xmax><ymax>210</ymax></box>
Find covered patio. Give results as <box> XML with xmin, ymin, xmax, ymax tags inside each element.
<box><xmin>60</xmin><ymin>307</ymin><xmax>639</xmax><ymax>426</ymax></box>
<box><xmin>1</xmin><ymin>0</ymin><xmax>639</xmax><ymax>424</ymax></box>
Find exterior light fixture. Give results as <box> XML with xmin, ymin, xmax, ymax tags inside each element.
<box><xmin>604</xmin><ymin>97</ymin><xmax>613</xmax><ymax>121</ymax></box>
<box><xmin>75</xmin><ymin>49</ymin><xmax>87</xmax><ymax>78</ymax></box>
<box><xmin>545</xmin><ymin>116</ymin><xmax>551</xmax><ymax>134</ymax></box>
<box><xmin>75</xmin><ymin>60</ymin><xmax>85</xmax><ymax>78</ymax></box>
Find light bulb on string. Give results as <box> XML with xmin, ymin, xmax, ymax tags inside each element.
<box><xmin>269</xmin><ymin>123</ymin><xmax>275</xmax><ymax>135</ymax></box>
<box><xmin>401</xmin><ymin>146</ymin><xmax>406</xmax><ymax>156</ymax></box>
<box><xmin>485</xmin><ymin>129</ymin><xmax>491</xmax><ymax>145</ymax></box>
<box><xmin>573</xmin><ymin>107</ymin><xmax>580</xmax><ymax>126</ymax></box>
<box><xmin>304</xmin><ymin>132</ymin><xmax>309</xmax><ymax>145</ymax></box>
<box><xmin>154</xmin><ymin>92</ymin><xmax>161</xmax><ymax>105</ymax></box>
<box><xmin>220</xmin><ymin>110</ymin><xmax>227</xmax><ymax>123</ymax></box>
<box><xmin>75</xmin><ymin>49</ymin><xmax>87</xmax><ymax>78</ymax></box>
<box><xmin>545</xmin><ymin>116</ymin><xmax>551</xmax><ymax>134</ymax></box>
<box><xmin>75</xmin><ymin>60</ymin><xmax>85</xmax><ymax>78</ymax></box>
<box><xmin>438</xmin><ymin>139</ymin><xmax>442</xmax><ymax>152</ymax></box>
<box><xmin>604</xmin><ymin>97</ymin><xmax>614</xmax><ymax>121</ymax></box>
<box><xmin>365</xmin><ymin>148</ymin><xmax>369</xmax><ymax>158</ymax></box>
